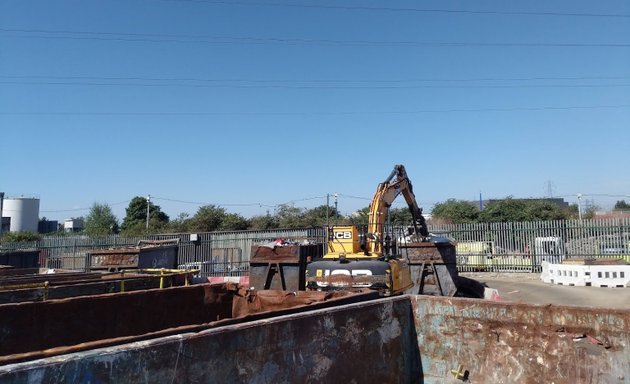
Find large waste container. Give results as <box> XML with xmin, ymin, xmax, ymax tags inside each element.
<box><xmin>0</xmin><ymin>250</ymin><xmax>40</xmax><ymax>269</ymax></box>
<box><xmin>249</xmin><ymin>242</ymin><xmax>323</xmax><ymax>291</ymax></box>
<box><xmin>88</xmin><ymin>240</ymin><xmax>179</xmax><ymax>272</ymax></box>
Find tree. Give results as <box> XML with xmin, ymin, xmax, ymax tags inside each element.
<box><xmin>219</xmin><ymin>213</ymin><xmax>250</xmax><ymax>231</ymax></box>
<box><xmin>478</xmin><ymin>198</ymin><xmax>528</xmax><ymax>222</ymax></box>
<box><xmin>523</xmin><ymin>200</ymin><xmax>568</xmax><ymax>221</ymax></box>
<box><xmin>389</xmin><ymin>207</ymin><xmax>414</xmax><ymax>226</ymax></box>
<box><xmin>583</xmin><ymin>204</ymin><xmax>600</xmax><ymax>220</ymax></box>
<box><xmin>275</xmin><ymin>204</ymin><xmax>307</xmax><ymax>229</ymax></box>
<box><xmin>614</xmin><ymin>200</ymin><xmax>630</xmax><ymax>210</ymax></box>
<box><xmin>341</xmin><ymin>206</ymin><xmax>416</xmax><ymax>227</ymax></box>
<box><xmin>188</xmin><ymin>205</ymin><xmax>227</xmax><ymax>232</ymax></box>
<box><xmin>348</xmin><ymin>207</ymin><xmax>370</xmax><ymax>226</ymax></box>
<box><xmin>565</xmin><ymin>204</ymin><xmax>580</xmax><ymax>219</ymax></box>
<box><xmin>478</xmin><ymin>197</ymin><xmax>570</xmax><ymax>222</ymax></box>
<box><xmin>167</xmin><ymin>212</ymin><xmax>191</xmax><ymax>233</ymax></box>
<box><xmin>302</xmin><ymin>205</ymin><xmax>340</xmax><ymax>227</ymax></box>
<box><xmin>249</xmin><ymin>212</ymin><xmax>279</xmax><ymax>230</ymax></box>
<box><xmin>84</xmin><ymin>203</ymin><xmax>119</xmax><ymax>236</ymax></box>
<box><xmin>1</xmin><ymin>231</ymin><xmax>41</xmax><ymax>243</ymax></box>
<box><xmin>121</xmin><ymin>196</ymin><xmax>169</xmax><ymax>234</ymax></box>
<box><xmin>431</xmin><ymin>199</ymin><xmax>480</xmax><ymax>224</ymax></box>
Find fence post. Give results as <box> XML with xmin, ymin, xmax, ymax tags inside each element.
<box><xmin>73</xmin><ymin>237</ymin><xmax>78</xmax><ymax>260</ymax></box>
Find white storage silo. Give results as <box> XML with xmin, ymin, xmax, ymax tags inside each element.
<box><xmin>2</xmin><ymin>197</ymin><xmax>40</xmax><ymax>233</ymax></box>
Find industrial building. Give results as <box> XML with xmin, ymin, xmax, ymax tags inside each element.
<box><xmin>0</xmin><ymin>194</ymin><xmax>40</xmax><ymax>234</ymax></box>
<box><xmin>64</xmin><ymin>218</ymin><xmax>85</xmax><ymax>233</ymax></box>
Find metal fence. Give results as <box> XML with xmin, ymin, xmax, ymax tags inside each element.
<box><xmin>1</xmin><ymin>219</ymin><xmax>628</xmax><ymax>275</ymax></box>
<box><xmin>0</xmin><ymin>228</ymin><xmax>326</xmax><ymax>278</ymax></box>
<box><xmin>427</xmin><ymin>218</ymin><xmax>630</xmax><ymax>272</ymax></box>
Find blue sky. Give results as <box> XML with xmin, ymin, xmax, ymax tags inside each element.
<box><xmin>1</xmin><ymin>0</ymin><xmax>629</xmax><ymax>222</ymax></box>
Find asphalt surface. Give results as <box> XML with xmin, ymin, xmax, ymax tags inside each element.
<box><xmin>461</xmin><ymin>272</ymin><xmax>630</xmax><ymax>309</ymax></box>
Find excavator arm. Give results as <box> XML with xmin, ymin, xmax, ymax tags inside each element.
<box><xmin>367</xmin><ymin>164</ymin><xmax>428</xmax><ymax>256</ymax></box>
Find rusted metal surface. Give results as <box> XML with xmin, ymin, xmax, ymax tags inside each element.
<box><xmin>1</xmin><ymin>292</ymin><xmax>627</xmax><ymax>383</ymax></box>
<box><xmin>0</xmin><ymin>271</ymin><xmax>105</xmax><ymax>288</ymax></box>
<box><xmin>401</xmin><ymin>240</ymin><xmax>461</xmax><ymax>297</ymax></box>
<box><xmin>251</xmin><ymin>244</ymin><xmax>300</xmax><ymax>263</ymax></box>
<box><xmin>90</xmin><ymin>250</ymin><xmax>139</xmax><ymax>269</ymax></box>
<box><xmin>0</xmin><ymin>284</ymin><xmax>233</xmax><ymax>357</ymax></box>
<box><xmin>89</xmin><ymin>241</ymin><xmax>178</xmax><ymax>271</ymax></box>
<box><xmin>401</xmin><ymin>240</ymin><xmax>458</xmax><ymax>264</ymax></box>
<box><xmin>0</xmin><ymin>276</ymin><xmax>164</xmax><ymax>304</ymax></box>
<box><xmin>0</xmin><ymin>281</ymin><xmax>377</xmax><ymax>366</ymax></box>
<box><xmin>231</xmin><ymin>286</ymin><xmax>375</xmax><ymax>317</ymax></box>
<box><xmin>0</xmin><ymin>296</ymin><xmax>421</xmax><ymax>383</ymax></box>
<box><xmin>249</xmin><ymin>244</ymin><xmax>322</xmax><ymax>291</ymax></box>
<box><xmin>410</xmin><ymin>295</ymin><xmax>630</xmax><ymax>383</ymax></box>
<box><xmin>0</xmin><ymin>269</ymin><xmax>197</xmax><ymax>303</ymax></box>
<box><xmin>0</xmin><ymin>284</ymin><xmax>239</xmax><ymax>366</ymax></box>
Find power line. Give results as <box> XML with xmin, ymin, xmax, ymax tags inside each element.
<box><xmin>3</xmin><ymin>80</ymin><xmax>629</xmax><ymax>89</ymax></box>
<box><xmin>152</xmin><ymin>195</ymin><xmax>327</xmax><ymax>209</ymax></box>
<box><xmin>153</xmin><ymin>196</ymin><xmax>276</xmax><ymax>208</ymax></box>
<box><xmin>582</xmin><ymin>194</ymin><xmax>630</xmax><ymax>199</ymax></box>
<box><xmin>554</xmin><ymin>193</ymin><xmax>630</xmax><ymax>199</ymax></box>
<box><xmin>2</xmin><ymin>29</ymin><xmax>629</xmax><ymax>48</ymax></box>
<box><xmin>40</xmin><ymin>200</ymin><xmax>131</xmax><ymax>213</ymax></box>
<box><xmin>281</xmin><ymin>196</ymin><xmax>327</xmax><ymax>205</ymax></box>
<box><xmin>40</xmin><ymin>207</ymin><xmax>91</xmax><ymax>213</ymax></box>
<box><xmin>3</xmin><ymin>104</ymin><xmax>629</xmax><ymax>116</ymax></box>
<box><xmin>337</xmin><ymin>194</ymin><xmax>371</xmax><ymax>201</ymax></box>
<box><xmin>3</xmin><ymin>74</ymin><xmax>628</xmax><ymax>83</ymax></box>
<box><xmin>157</xmin><ymin>0</ymin><xmax>630</xmax><ymax>19</ymax></box>
<box><xmin>151</xmin><ymin>194</ymin><xmax>428</xmax><ymax>211</ymax></box>
<box><xmin>337</xmin><ymin>193</ymin><xmax>436</xmax><ymax>208</ymax></box>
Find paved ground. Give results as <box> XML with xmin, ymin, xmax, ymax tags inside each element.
<box><xmin>461</xmin><ymin>272</ymin><xmax>630</xmax><ymax>309</ymax></box>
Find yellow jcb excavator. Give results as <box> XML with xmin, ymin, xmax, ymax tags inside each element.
<box><xmin>305</xmin><ymin>164</ymin><xmax>431</xmax><ymax>296</ymax></box>
<box><xmin>250</xmin><ymin>164</ymin><xmax>485</xmax><ymax>298</ymax></box>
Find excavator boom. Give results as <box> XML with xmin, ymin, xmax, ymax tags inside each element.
<box><xmin>367</xmin><ymin>164</ymin><xmax>428</xmax><ymax>256</ymax></box>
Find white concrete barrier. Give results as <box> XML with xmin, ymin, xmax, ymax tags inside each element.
<box><xmin>589</xmin><ymin>266</ymin><xmax>630</xmax><ymax>288</ymax></box>
<box><xmin>547</xmin><ymin>264</ymin><xmax>589</xmax><ymax>286</ymax></box>
<box><xmin>542</xmin><ymin>263</ymin><xmax>630</xmax><ymax>288</ymax></box>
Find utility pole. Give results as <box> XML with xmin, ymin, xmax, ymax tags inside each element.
<box><xmin>334</xmin><ymin>193</ymin><xmax>338</xmax><ymax>224</ymax></box>
<box><xmin>326</xmin><ymin>194</ymin><xmax>330</xmax><ymax>227</ymax></box>
<box><xmin>577</xmin><ymin>193</ymin><xmax>583</xmax><ymax>221</ymax></box>
<box><xmin>146</xmin><ymin>194</ymin><xmax>151</xmax><ymax>230</ymax></box>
